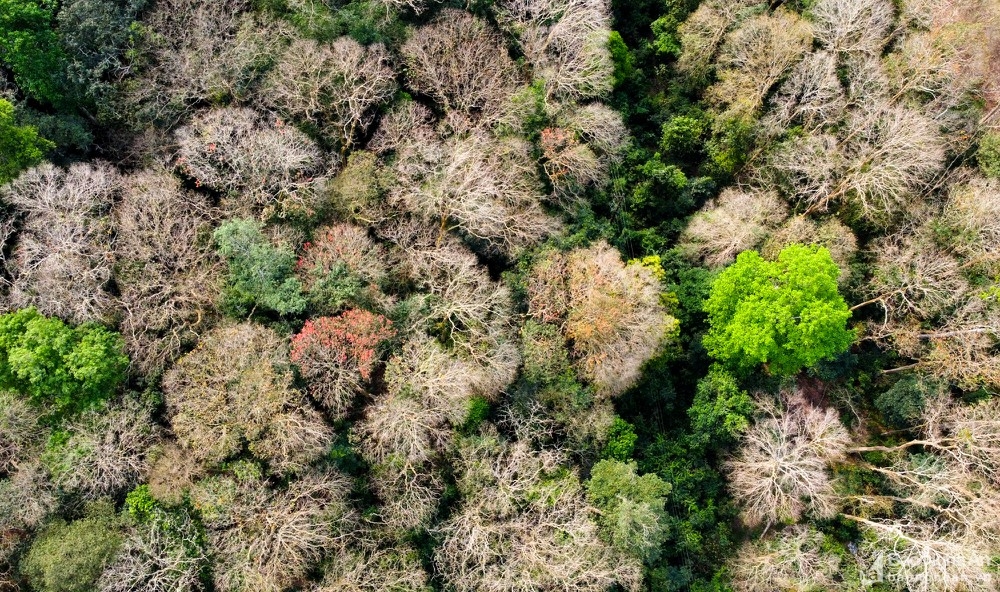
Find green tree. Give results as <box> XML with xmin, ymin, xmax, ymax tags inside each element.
<box><xmin>687</xmin><ymin>365</ymin><xmax>754</xmax><ymax>449</ymax></box>
<box><xmin>703</xmin><ymin>245</ymin><xmax>854</xmax><ymax>375</ymax></box>
<box><xmin>0</xmin><ymin>308</ymin><xmax>128</xmax><ymax>416</ymax></box>
<box><xmin>0</xmin><ymin>98</ymin><xmax>53</xmax><ymax>183</ymax></box>
<box><xmin>19</xmin><ymin>500</ymin><xmax>122</xmax><ymax>592</ymax></box>
<box><xmin>0</xmin><ymin>0</ymin><xmax>69</xmax><ymax>106</ymax></box>
<box><xmin>586</xmin><ymin>459</ymin><xmax>672</xmax><ymax>563</ymax></box>
<box><xmin>214</xmin><ymin>219</ymin><xmax>307</xmax><ymax>317</ymax></box>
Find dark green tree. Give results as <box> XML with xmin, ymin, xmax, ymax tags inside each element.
<box><xmin>703</xmin><ymin>244</ymin><xmax>854</xmax><ymax>375</ymax></box>
<box><xmin>214</xmin><ymin>219</ymin><xmax>307</xmax><ymax>317</ymax></box>
<box><xmin>19</xmin><ymin>500</ymin><xmax>122</xmax><ymax>592</ymax></box>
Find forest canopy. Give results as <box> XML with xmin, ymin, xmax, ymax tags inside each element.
<box><xmin>1</xmin><ymin>0</ymin><xmax>1000</xmax><ymax>590</ymax></box>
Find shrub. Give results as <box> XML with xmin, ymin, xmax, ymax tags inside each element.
<box><xmin>20</xmin><ymin>501</ymin><xmax>122</xmax><ymax>592</ymax></box>
<box><xmin>979</xmin><ymin>132</ymin><xmax>1000</xmax><ymax>178</ymax></box>
<box><xmin>601</xmin><ymin>417</ymin><xmax>638</xmax><ymax>462</ymax></box>
<box><xmin>214</xmin><ymin>219</ymin><xmax>306</xmax><ymax>317</ymax></box>
<box><xmin>0</xmin><ymin>308</ymin><xmax>128</xmax><ymax>416</ymax></box>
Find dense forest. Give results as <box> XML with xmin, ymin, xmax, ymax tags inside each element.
<box><xmin>1</xmin><ymin>0</ymin><xmax>999</xmax><ymax>590</ymax></box>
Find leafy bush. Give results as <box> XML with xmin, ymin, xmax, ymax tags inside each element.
<box><xmin>687</xmin><ymin>365</ymin><xmax>754</xmax><ymax>449</ymax></box>
<box><xmin>0</xmin><ymin>308</ymin><xmax>128</xmax><ymax>416</ymax></box>
<box><xmin>979</xmin><ymin>132</ymin><xmax>1000</xmax><ymax>178</ymax></box>
<box><xmin>601</xmin><ymin>417</ymin><xmax>638</xmax><ymax>461</ymax></box>
<box><xmin>20</xmin><ymin>500</ymin><xmax>122</xmax><ymax>592</ymax></box>
<box><xmin>703</xmin><ymin>245</ymin><xmax>854</xmax><ymax>375</ymax></box>
<box><xmin>214</xmin><ymin>219</ymin><xmax>306</xmax><ymax>317</ymax></box>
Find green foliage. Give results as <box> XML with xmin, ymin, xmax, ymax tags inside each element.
<box><xmin>687</xmin><ymin>366</ymin><xmax>754</xmax><ymax>449</ymax></box>
<box><xmin>461</xmin><ymin>397</ymin><xmax>491</xmax><ymax>435</ymax></box>
<box><xmin>704</xmin><ymin>113</ymin><xmax>755</xmax><ymax>181</ymax></box>
<box><xmin>125</xmin><ymin>484</ymin><xmax>157</xmax><ymax>522</ymax></box>
<box><xmin>0</xmin><ymin>98</ymin><xmax>53</xmax><ymax>183</ymax></box>
<box><xmin>608</xmin><ymin>31</ymin><xmax>635</xmax><ymax>88</ymax></box>
<box><xmin>0</xmin><ymin>0</ymin><xmax>69</xmax><ymax>105</ymax></box>
<box><xmin>214</xmin><ymin>219</ymin><xmax>307</xmax><ymax>317</ymax></box>
<box><xmin>0</xmin><ymin>308</ymin><xmax>128</xmax><ymax>416</ymax></box>
<box><xmin>703</xmin><ymin>245</ymin><xmax>855</xmax><ymax>375</ymax></box>
<box><xmin>20</xmin><ymin>500</ymin><xmax>122</xmax><ymax>592</ymax></box>
<box><xmin>979</xmin><ymin>132</ymin><xmax>1000</xmax><ymax>178</ymax></box>
<box><xmin>586</xmin><ymin>459</ymin><xmax>671</xmax><ymax>562</ymax></box>
<box><xmin>874</xmin><ymin>374</ymin><xmax>939</xmax><ymax>429</ymax></box>
<box><xmin>601</xmin><ymin>416</ymin><xmax>638</xmax><ymax>461</ymax></box>
<box><xmin>661</xmin><ymin>114</ymin><xmax>708</xmax><ymax>159</ymax></box>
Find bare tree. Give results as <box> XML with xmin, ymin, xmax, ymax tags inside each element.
<box><xmin>266</xmin><ymin>37</ymin><xmax>396</xmax><ymax>151</ymax></box>
<box><xmin>0</xmin><ymin>392</ymin><xmax>45</xmax><ymax>476</ymax></box>
<box><xmin>865</xmin><ymin>230</ymin><xmax>966</xmax><ymax>324</ymax></box>
<box><xmin>114</xmin><ymin>168</ymin><xmax>221</xmax><ymax>375</ymax></box>
<box><xmin>679</xmin><ymin>188</ymin><xmax>788</xmax><ymax>268</ymax></box>
<box><xmin>435</xmin><ymin>434</ymin><xmax>642</xmax><ymax>592</ymax></box>
<box><xmin>706</xmin><ymin>10</ymin><xmax>814</xmax><ymax>115</ymax></box>
<box><xmin>175</xmin><ymin>108</ymin><xmax>327</xmax><ymax>219</ymax></box>
<box><xmin>810</xmin><ymin>0</ymin><xmax>895</xmax><ymax>57</ymax></box>
<box><xmin>939</xmin><ymin>177</ymin><xmax>1000</xmax><ymax>267</ymax></box>
<box><xmin>402</xmin><ymin>10</ymin><xmax>520</xmax><ymax>125</ymax></box>
<box><xmin>526</xmin><ymin>243</ymin><xmax>672</xmax><ymax>397</ymax></box>
<box><xmin>312</xmin><ymin>547</ymin><xmax>429</xmax><ymax>592</ymax></box>
<box><xmin>390</xmin><ymin>130</ymin><xmax>559</xmax><ymax>257</ymax></box>
<box><xmin>496</xmin><ymin>0</ymin><xmax>614</xmax><ymax>100</ymax></box>
<box><xmin>725</xmin><ymin>391</ymin><xmax>850</xmax><ymax>529</ymax></box>
<box><xmin>98</xmin><ymin>507</ymin><xmax>208</xmax><ymax>592</ymax></box>
<box><xmin>767</xmin><ymin>50</ymin><xmax>847</xmax><ymax>132</ymax></box>
<box><xmin>400</xmin><ymin>238</ymin><xmax>521</xmax><ymax>392</ymax></box>
<box><xmin>3</xmin><ymin>163</ymin><xmax>118</xmax><ymax>324</ymax></box>
<box><xmin>125</xmin><ymin>0</ymin><xmax>282</xmax><ymax>127</ymax></box>
<box><xmin>46</xmin><ymin>396</ymin><xmax>159</xmax><ymax>499</ymax></box>
<box><xmin>162</xmin><ymin>323</ymin><xmax>334</xmax><ymax>474</ymax></box>
<box><xmin>193</xmin><ymin>470</ymin><xmax>356</xmax><ymax>592</ymax></box>
<box><xmin>728</xmin><ymin>526</ymin><xmax>844</xmax><ymax>592</ymax></box>
<box><xmin>675</xmin><ymin>0</ymin><xmax>760</xmax><ymax>82</ymax></box>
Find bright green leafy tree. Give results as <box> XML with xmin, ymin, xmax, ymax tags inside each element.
<box><xmin>703</xmin><ymin>244</ymin><xmax>854</xmax><ymax>375</ymax></box>
<box><xmin>586</xmin><ymin>459</ymin><xmax>672</xmax><ymax>563</ymax></box>
<box><xmin>0</xmin><ymin>308</ymin><xmax>128</xmax><ymax>416</ymax></box>
<box><xmin>0</xmin><ymin>98</ymin><xmax>52</xmax><ymax>183</ymax></box>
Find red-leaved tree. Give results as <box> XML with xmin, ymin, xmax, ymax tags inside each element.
<box><xmin>291</xmin><ymin>310</ymin><xmax>395</xmax><ymax>418</ymax></box>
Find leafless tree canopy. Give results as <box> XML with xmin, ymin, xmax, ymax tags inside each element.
<box><xmin>266</xmin><ymin>37</ymin><xmax>397</xmax><ymax>150</ymax></box>
<box><xmin>2</xmin><ymin>162</ymin><xmax>119</xmax><ymax>324</ymax></box>
<box><xmin>527</xmin><ymin>241</ymin><xmax>673</xmax><ymax>396</ymax></box>
<box><xmin>680</xmin><ymin>188</ymin><xmax>788</xmax><ymax>268</ymax></box>
<box><xmin>124</xmin><ymin>0</ymin><xmax>281</xmax><ymax>127</ymax></box>
<box><xmin>192</xmin><ymin>470</ymin><xmax>356</xmax><ymax>592</ymax></box>
<box><xmin>114</xmin><ymin>168</ymin><xmax>221</xmax><ymax>375</ymax></box>
<box><xmin>436</xmin><ymin>434</ymin><xmax>642</xmax><ymax>592</ymax></box>
<box><xmin>402</xmin><ymin>10</ymin><xmax>520</xmax><ymax>124</ymax></box>
<box><xmin>497</xmin><ymin>0</ymin><xmax>614</xmax><ymax>100</ymax></box>
<box><xmin>725</xmin><ymin>391</ymin><xmax>849</xmax><ymax>528</ymax></box>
